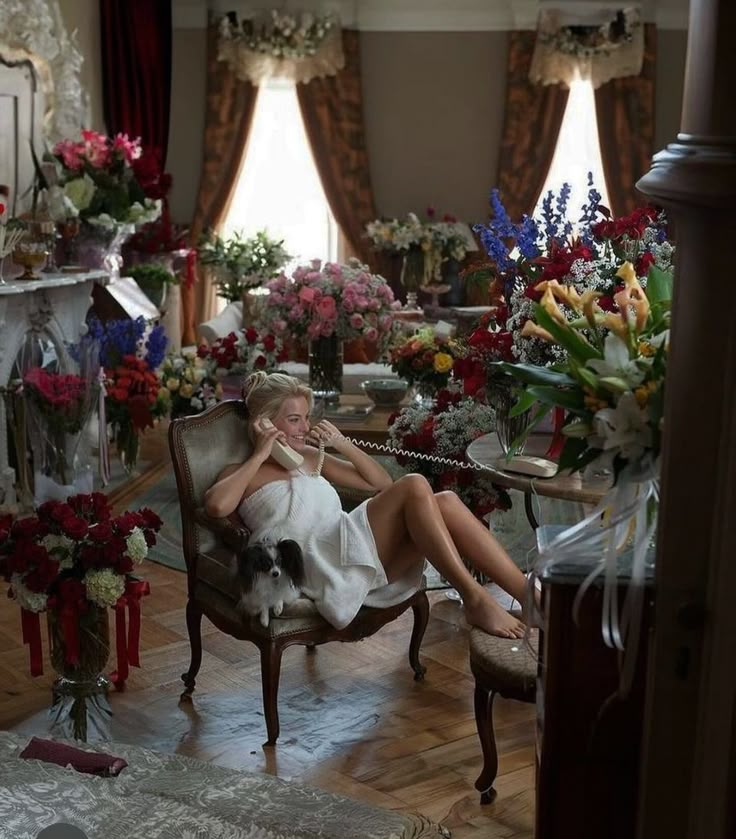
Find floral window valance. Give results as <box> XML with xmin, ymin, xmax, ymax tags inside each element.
<box><xmin>529</xmin><ymin>7</ymin><xmax>644</xmax><ymax>89</ymax></box>
<box><xmin>216</xmin><ymin>10</ymin><xmax>344</xmax><ymax>85</ymax></box>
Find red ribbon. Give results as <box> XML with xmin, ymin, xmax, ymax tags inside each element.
<box><xmin>110</xmin><ymin>579</ymin><xmax>150</xmax><ymax>690</ymax></box>
<box><xmin>20</xmin><ymin>608</ymin><xmax>43</xmax><ymax>677</ymax></box>
<box><xmin>545</xmin><ymin>406</ymin><xmax>567</xmax><ymax>461</ymax></box>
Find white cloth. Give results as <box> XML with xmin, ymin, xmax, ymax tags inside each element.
<box><xmin>238</xmin><ymin>471</ymin><xmax>422</xmax><ymax>629</ymax></box>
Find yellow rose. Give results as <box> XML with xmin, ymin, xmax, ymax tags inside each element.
<box><xmin>433</xmin><ymin>352</ymin><xmax>453</xmax><ymax>373</ymax></box>
<box><xmin>180</xmin><ymin>383</ymin><xmax>194</xmax><ymax>398</ymax></box>
<box><xmin>166</xmin><ymin>377</ymin><xmax>180</xmax><ymax>391</ymax></box>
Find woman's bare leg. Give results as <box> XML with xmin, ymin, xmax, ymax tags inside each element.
<box><xmin>367</xmin><ymin>474</ymin><xmax>525</xmax><ymax>638</ymax></box>
<box><xmin>434</xmin><ymin>491</ymin><xmax>530</xmax><ymax>606</ymax></box>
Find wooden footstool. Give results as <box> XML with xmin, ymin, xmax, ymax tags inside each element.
<box><xmin>469</xmin><ymin>626</ymin><xmax>538</xmax><ymax>804</ymax></box>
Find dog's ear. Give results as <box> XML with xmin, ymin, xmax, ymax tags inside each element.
<box><xmin>235</xmin><ymin>544</ymin><xmax>265</xmax><ymax>592</ymax></box>
<box><xmin>277</xmin><ymin>539</ymin><xmax>305</xmax><ymax>588</ymax></box>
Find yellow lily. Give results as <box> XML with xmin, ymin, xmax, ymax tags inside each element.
<box><xmin>602</xmin><ymin>312</ymin><xmax>629</xmax><ymax>341</ymax></box>
<box><xmin>616</xmin><ymin>261</ymin><xmax>637</xmax><ymax>287</ymax></box>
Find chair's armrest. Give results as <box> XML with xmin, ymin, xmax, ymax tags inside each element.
<box><xmin>193</xmin><ymin>508</ymin><xmax>250</xmax><ymax>553</ymax></box>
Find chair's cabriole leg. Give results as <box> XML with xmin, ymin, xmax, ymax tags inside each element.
<box><xmin>409</xmin><ymin>592</ymin><xmax>430</xmax><ymax>681</ymax></box>
<box><xmin>260</xmin><ymin>641</ymin><xmax>284</xmax><ymax>746</ymax></box>
<box><xmin>474</xmin><ymin>684</ymin><xmax>499</xmax><ymax>805</ymax></box>
<box><xmin>180</xmin><ymin>599</ymin><xmax>203</xmax><ymax>703</ymax></box>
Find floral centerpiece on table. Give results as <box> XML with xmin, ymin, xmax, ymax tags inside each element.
<box><xmin>262</xmin><ymin>258</ymin><xmax>399</xmax><ymax>349</ymax></box>
<box><xmin>198</xmin><ymin>229</ymin><xmax>290</xmax><ymax>303</ymax></box>
<box><xmin>75</xmin><ymin>317</ymin><xmax>168</xmax><ymax>473</ymax></box>
<box><xmin>159</xmin><ymin>352</ymin><xmax>223</xmax><ymax>419</ymax></box>
<box><xmin>387</xmin><ymin>388</ymin><xmax>510</xmax><ymax>523</ymax></box>
<box><xmin>365</xmin><ymin>209</ymin><xmax>472</xmax><ymax>291</ymax></box>
<box><xmin>388</xmin><ymin>327</ymin><xmax>462</xmax><ymax>398</ymax></box>
<box><xmin>46</xmin><ymin>130</ymin><xmax>161</xmax><ymax>230</ymax></box>
<box><xmin>471</xmin><ymin>179</ymin><xmax>673</xmax><ymax>373</ymax></box>
<box><xmin>197</xmin><ymin>327</ymin><xmax>288</xmax><ymax>378</ymax></box>
<box><xmin>498</xmin><ymin>261</ymin><xmax>672</xmax><ymax>479</ymax></box>
<box><xmin>0</xmin><ymin>493</ymin><xmax>162</xmax><ymax>738</ymax></box>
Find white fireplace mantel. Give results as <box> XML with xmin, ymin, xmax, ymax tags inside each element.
<box><xmin>0</xmin><ymin>270</ymin><xmax>108</xmax><ymax>506</ymax></box>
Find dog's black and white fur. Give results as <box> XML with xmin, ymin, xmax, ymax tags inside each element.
<box><xmin>234</xmin><ymin>539</ymin><xmax>305</xmax><ymax>627</ymax></box>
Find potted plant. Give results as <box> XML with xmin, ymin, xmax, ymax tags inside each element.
<box><xmin>127</xmin><ymin>262</ymin><xmax>177</xmax><ymax>309</ymax></box>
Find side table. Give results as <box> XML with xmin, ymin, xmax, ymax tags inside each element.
<box><xmin>466</xmin><ymin>433</ymin><xmax>611</xmax><ymax>528</ymax></box>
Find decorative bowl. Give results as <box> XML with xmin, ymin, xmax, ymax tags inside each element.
<box><xmin>13</xmin><ymin>244</ymin><xmax>48</xmax><ymax>280</ymax></box>
<box><xmin>361</xmin><ymin>379</ymin><xmax>409</xmax><ymax>407</ymax></box>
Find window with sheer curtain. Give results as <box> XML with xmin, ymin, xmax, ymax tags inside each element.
<box><xmin>535</xmin><ymin>78</ymin><xmax>611</xmax><ymax>223</ymax></box>
<box><xmin>221</xmin><ymin>78</ymin><xmax>338</xmax><ymax>309</ymax></box>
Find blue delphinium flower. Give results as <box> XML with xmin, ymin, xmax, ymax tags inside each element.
<box><xmin>540</xmin><ymin>190</ymin><xmax>559</xmax><ymax>241</ymax></box>
<box><xmin>579</xmin><ymin>173</ymin><xmax>603</xmax><ymax>246</ymax></box>
<box><xmin>516</xmin><ymin>215</ymin><xmax>541</xmax><ymax>260</ymax></box>
<box><xmin>144</xmin><ymin>324</ymin><xmax>168</xmax><ymax>369</ymax></box>
<box><xmin>489</xmin><ymin>189</ymin><xmax>515</xmax><ymax>238</ymax></box>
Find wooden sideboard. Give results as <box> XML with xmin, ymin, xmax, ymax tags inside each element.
<box><xmin>536</xmin><ymin>570</ymin><xmax>654</xmax><ymax>838</ymax></box>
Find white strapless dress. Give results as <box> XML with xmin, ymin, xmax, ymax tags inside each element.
<box><xmin>238</xmin><ymin>471</ymin><xmax>422</xmax><ymax>629</ymax></box>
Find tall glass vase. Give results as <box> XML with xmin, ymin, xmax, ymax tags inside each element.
<box><xmin>115</xmin><ymin>421</ymin><xmax>140</xmax><ymax>475</ymax></box>
<box><xmin>74</xmin><ymin>223</ymin><xmax>134</xmax><ymax>280</ymax></box>
<box><xmin>309</xmin><ymin>335</ymin><xmax>343</xmax><ymax>404</ymax></box>
<box><xmin>48</xmin><ymin>605</ymin><xmax>112</xmax><ymax>742</ymax></box>
<box><xmin>488</xmin><ymin>380</ymin><xmax>532</xmax><ymax>455</ymax></box>
<box><xmin>401</xmin><ymin>247</ymin><xmax>424</xmax><ymax>309</ymax></box>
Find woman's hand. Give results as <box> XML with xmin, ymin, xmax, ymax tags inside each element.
<box><xmin>252</xmin><ymin>416</ymin><xmax>288</xmax><ymax>462</ymax></box>
<box><xmin>308</xmin><ymin>419</ymin><xmax>347</xmax><ymax>452</ymax></box>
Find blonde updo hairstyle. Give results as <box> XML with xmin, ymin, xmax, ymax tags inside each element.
<box><xmin>242</xmin><ymin>372</ymin><xmax>313</xmax><ymax>443</ymax></box>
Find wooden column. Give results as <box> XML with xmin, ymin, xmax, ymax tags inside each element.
<box><xmin>635</xmin><ymin>0</ymin><xmax>736</xmax><ymax>836</ymax></box>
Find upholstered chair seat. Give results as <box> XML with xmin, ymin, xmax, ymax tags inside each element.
<box><xmin>469</xmin><ymin>624</ymin><xmax>538</xmax><ymax>804</ymax></box>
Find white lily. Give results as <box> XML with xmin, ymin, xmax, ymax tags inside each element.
<box><xmin>591</xmin><ymin>392</ymin><xmax>652</xmax><ymax>462</ymax></box>
<box><xmin>587</xmin><ymin>333</ymin><xmax>646</xmax><ymax>388</ymax></box>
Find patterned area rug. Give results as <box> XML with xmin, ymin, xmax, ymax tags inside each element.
<box><xmin>127</xmin><ymin>465</ymin><xmax>187</xmax><ymax>572</ymax></box>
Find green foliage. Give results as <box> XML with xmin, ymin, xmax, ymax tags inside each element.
<box><xmin>127</xmin><ymin>262</ymin><xmax>176</xmax><ymax>288</ymax></box>
<box><xmin>197</xmin><ymin>229</ymin><xmax>290</xmax><ymax>302</ymax></box>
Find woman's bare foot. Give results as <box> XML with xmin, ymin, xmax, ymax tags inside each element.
<box><xmin>464</xmin><ymin>589</ymin><xmax>526</xmax><ymax>639</ymax></box>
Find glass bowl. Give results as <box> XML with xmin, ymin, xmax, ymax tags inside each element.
<box><xmin>361</xmin><ymin>379</ymin><xmax>409</xmax><ymax>407</ymax></box>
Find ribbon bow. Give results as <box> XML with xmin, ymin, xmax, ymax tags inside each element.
<box><xmin>110</xmin><ymin>579</ymin><xmax>151</xmax><ymax>690</ymax></box>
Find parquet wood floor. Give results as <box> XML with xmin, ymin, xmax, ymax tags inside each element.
<box><xmin>0</xmin><ymin>428</ymin><xmax>535</xmax><ymax>838</ymax></box>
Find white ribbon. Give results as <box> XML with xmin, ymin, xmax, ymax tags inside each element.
<box><xmin>97</xmin><ymin>368</ymin><xmax>111</xmax><ymax>486</ymax></box>
<box><xmin>536</xmin><ymin>460</ymin><xmax>658</xmax><ymax>695</ymax></box>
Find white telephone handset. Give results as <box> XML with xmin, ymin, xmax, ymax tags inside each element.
<box><xmin>261</xmin><ymin>418</ymin><xmax>304</xmax><ymax>470</ymax></box>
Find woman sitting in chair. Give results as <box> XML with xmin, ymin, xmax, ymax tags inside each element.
<box><xmin>204</xmin><ymin>371</ymin><xmax>529</xmax><ymax>639</ymax></box>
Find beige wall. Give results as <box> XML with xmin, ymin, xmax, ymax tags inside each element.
<box><xmin>655</xmin><ymin>29</ymin><xmax>688</xmax><ymax>152</ymax></box>
<box><xmin>360</xmin><ymin>31</ymin><xmax>508</xmax><ymax>225</ymax></box>
<box><xmin>167</xmin><ymin>29</ymin><xmax>207</xmax><ymax>225</ymax></box>
<box><xmin>136</xmin><ymin>26</ymin><xmax>691</xmax><ymax>228</ymax></box>
<box><xmin>57</xmin><ymin>0</ymin><xmax>104</xmax><ymax>131</ymax></box>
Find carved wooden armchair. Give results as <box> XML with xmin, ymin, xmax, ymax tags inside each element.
<box><xmin>169</xmin><ymin>399</ymin><xmax>430</xmax><ymax>745</ymax></box>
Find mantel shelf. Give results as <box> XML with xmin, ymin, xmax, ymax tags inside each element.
<box><xmin>0</xmin><ymin>270</ymin><xmax>109</xmax><ymax>296</ymax></box>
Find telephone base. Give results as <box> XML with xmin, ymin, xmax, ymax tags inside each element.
<box><xmin>496</xmin><ymin>454</ymin><xmax>558</xmax><ymax>478</ymax></box>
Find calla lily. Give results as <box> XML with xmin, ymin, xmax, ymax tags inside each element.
<box><xmin>587</xmin><ymin>333</ymin><xmax>646</xmax><ymax>387</ymax></box>
<box><xmin>581</xmin><ymin>289</ymin><xmax>602</xmax><ymax>329</ymax></box>
<box><xmin>521</xmin><ymin>320</ymin><xmax>555</xmax><ymax>342</ymax></box>
<box><xmin>540</xmin><ymin>285</ymin><xmax>566</xmax><ymax>324</ymax></box>
<box><xmin>602</xmin><ymin>312</ymin><xmax>629</xmax><ymax>341</ymax></box>
<box><xmin>616</xmin><ymin>261</ymin><xmax>637</xmax><ymax>287</ymax></box>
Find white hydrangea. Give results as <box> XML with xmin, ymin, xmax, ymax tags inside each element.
<box><xmin>41</xmin><ymin>533</ymin><xmax>75</xmax><ymax>569</ymax></box>
<box><xmin>125</xmin><ymin>527</ymin><xmax>148</xmax><ymax>565</ymax></box>
<box><xmin>85</xmin><ymin>569</ymin><xmax>125</xmax><ymax>607</ymax></box>
<box><xmin>10</xmin><ymin>574</ymin><xmax>48</xmax><ymax>613</ymax></box>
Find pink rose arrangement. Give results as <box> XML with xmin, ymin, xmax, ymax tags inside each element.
<box><xmin>262</xmin><ymin>258</ymin><xmax>400</xmax><ymax>350</ymax></box>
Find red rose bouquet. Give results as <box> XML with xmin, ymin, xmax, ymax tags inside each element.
<box><xmin>197</xmin><ymin>327</ymin><xmax>288</xmax><ymax>377</ymax></box>
<box><xmin>0</xmin><ymin>493</ymin><xmax>162</xmax><ymax>698</ymax></box>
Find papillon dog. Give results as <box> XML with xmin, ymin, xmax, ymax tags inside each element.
<box><xmin>234</xmin><ymin>539</ymin><xmax>305</xmax><ymax>627</ymax></box>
